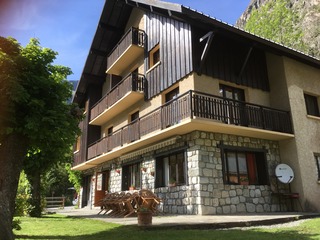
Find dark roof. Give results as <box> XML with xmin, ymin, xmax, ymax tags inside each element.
<box><xmin>73</xmin><ymin>0</ymin><xmax>320</xmax><ymax>104</ymax></box>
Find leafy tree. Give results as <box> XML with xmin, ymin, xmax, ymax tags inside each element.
<box><xmin>244</xmin><ymin>0</ymin><xmax>306</xmax><ymax>53</ymax></box>
<box><xmin>21</xmin><ymin>39</ymin><xmax>82</xmax><ymax>217</ymax></box>
<box><xmin>42</xmin><ymin>162</ymin><xmax>78</xmax><ymax>206</ymax></box>
<box><xmin>0</xmin><ymin>37</ymin><xmax>81</xmax><ymax>240</ymax></box>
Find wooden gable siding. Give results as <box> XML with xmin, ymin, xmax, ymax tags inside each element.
<box><xmin>193</xmin><ymin>30</ymin><xmax>270</xmax><ymax>92</ymax></box>
<box><xmin>145</xmin><ymin>13</ymin><xmax>193</xmax><ymax>99</ymax></box>
<box><xmin>87</xmin><ymin>86</ymin><xmax>102</xmax><ymax>146</ymax></box>
<box><xmin>77</xmin><ymin>87</ymin><xmax>101</xmax><ymax>165</ymax></box>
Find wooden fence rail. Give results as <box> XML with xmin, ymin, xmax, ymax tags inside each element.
<box><xmin>45</xmin><ymin>196</ymin><xmax>65</xmax><ymax>208</ymax></box>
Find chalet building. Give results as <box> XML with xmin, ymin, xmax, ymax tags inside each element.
<box><xmin>72</xmin><ymin>0</ymin><xmax>320</xmax><ymax>215</ymax></box>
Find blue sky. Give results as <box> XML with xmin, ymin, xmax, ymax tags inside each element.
<box><xmin>1</xmin><ymin>0</ymin><xmax>250</xmax><ymax>81</ymax></box>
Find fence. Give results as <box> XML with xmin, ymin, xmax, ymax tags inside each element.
<box><xmin>45</xmin><ymin>196</ymin><xmax>65</xmax><ymax>208</ymax></box>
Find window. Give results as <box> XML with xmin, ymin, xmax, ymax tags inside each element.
<box><xmin>149</xmin><ymin>44</ymin><xmax>160</xmax><ymax>69</ymax></box>
<box><xmin>304</xmin><ymin>94</ymin><xmax>320</xmax><ymax>117</ymax></box>
<box><xmin>220</xmin><ymin>84</ymin><xmax>245</xmax><ymax>101</ymax></box>
<box><xmin>165</xmin><ymin>87</ymin><xmax>179</xmax><ymax>103</ymax></box>
<box><xmin>122</xmin><ymin>162</ymin><xmax>141</xmax><ymax>190</ymax></box>
<box><xmin>222</xmin><ymin>149</ymin><xmax>268</xmax><ymax>185</ymax></box>
<box><xmin>131</xmin><ymin>111</ymin><xmax>139</xmax><ymax>122</ymax></box>
<box><xmin>315</xmin><ymin>154</ymin><xmax>320</xmax><ymax>180</ymax></box>
<box><xmin>107</xmin><ymin>126</ymin><xmax>113</xmax><ymax>136</ymax></box>
<box><xmin>75</xmin><ymin>136</ymin><xmax>80</xmax><ymax>152</ymax></box>
<box><xmin>155</xmin><ymin>151</ymin><xmax>186</xmax><ymax>188</ymax></box>
<box><xmin>219</xmin><ymin>84</ymin><xmax>246</xmax><ymax>125</ymax></box>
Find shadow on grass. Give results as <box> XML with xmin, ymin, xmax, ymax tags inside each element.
<box><xmin>15</xmin><ymin>224</ymin><xmax>318</xmax><ymax>240</ymax></box>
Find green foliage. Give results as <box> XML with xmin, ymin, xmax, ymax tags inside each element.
<box><xmin>244</xmin><ymin>0</ymin><xmax>306</xmax><ymax>53</ymax></box>
<box><xmin>66</xmin><ymin>163</ymin><xmax>82</xmax><ymax>193</ymax></box>
<box><xmin>15</xmin><ymin>171</ymin><xmax>32</xmax><ymax>217</ymax></box>
<box><xmin>0</xmin><ymin>37</ymin><xmax>26</xmax><ymax>137</ymax></box>
<box><xmin>1</xmin><ymin>36</ymin><xmax>83</xmax><ymax>218</ymax></box>
<box><xmin>12</xmin><ymin>218</ymin><xmax>21</xmax><ymax>231</ymax></box>
<box><xmin>43</xmin><ymin>164</ymin><xmax>70</xmax><ymax>197</ymax></box>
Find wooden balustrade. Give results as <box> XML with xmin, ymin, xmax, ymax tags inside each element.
<box><xmin>192</xmin><ymin>91</ymin><xmax>292</xmax><ymax>133</ymax></box>
<box><xmin>107</xmin><ymin>27</ymin><xmax>145</xmax><ymax>70</ymax></box>
<box><xmin>73</xmin><ymin>151</ymin><xmax>82</xmax><ymax>166</ymax></box>
<box><xmin>90</xmin><ymin>73</ymin><xmax>145</xmax><ymax>121</ymax></box>
<box><xmin>87</xmin><ymin>91</ymin><xmax>293</xmax><ymax>160</ymax></box>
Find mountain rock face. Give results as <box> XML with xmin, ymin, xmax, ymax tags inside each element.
<box><xmin>236</xmin><ymin>0</ymin><xmax>320</xmax><ymax>59</ymax></box>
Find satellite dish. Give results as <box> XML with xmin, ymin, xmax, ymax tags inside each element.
<box><xmin>275</xmin><ymin>163</ymin><xmax>294</xmax><ymax>184</ymax></box>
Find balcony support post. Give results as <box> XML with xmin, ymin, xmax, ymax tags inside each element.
<box><xmin>189</xmin><ymin>90</ymin><xmax>193</xmax><ymax>119</ymax></box>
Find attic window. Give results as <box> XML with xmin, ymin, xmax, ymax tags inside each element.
<box><xmin>149</xmin><ymin>44</ymin><xmax>160</xmax><ymax>69</ymax></box>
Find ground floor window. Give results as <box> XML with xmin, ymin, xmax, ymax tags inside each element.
<box><xmin>155</xmin><ymin>150</ymin><xmax>186</xmax><ymax>187</ymax></box>
<box><xmin>122</xmin><ymin>162</ymin><xmax>141</xmax><ymax>190</ymax></box>
<box><xmin>222</xmin><ymin>149</ymin><xmax>268</xmax><ymax>185</ymax></box>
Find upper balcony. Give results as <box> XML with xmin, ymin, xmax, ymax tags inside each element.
<box><xmin>106</xmin><ymin>27</ymin><xmax>145</xmax><ymax>75</ymax></box>
<box><xmin>90</xmin><ymin>73</ymin><xmax>146</xmax><ymax>126</ymax></box>
<box><xmin>74</xmin><ymin>91</ymin><xmax>294</xmax><ymax>170</ymax></box>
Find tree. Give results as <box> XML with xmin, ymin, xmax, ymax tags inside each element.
<box><xmin>244</xmin><ymin>0</ymin><xmax>306</xmax><ymax>54</ymax></box>
<box><xmin>0</xmin><ymin>37</ymin><xmax>30</xmax><ymax>240</ymax></box>
<box><xmin>0</xmin><ymin>37</ymin><xmax>81</xmax><ymax>240</ymax></box>
<box><xmin>22</xmin><ymin>38</ymin><xmax>82</xmax><ymax>217</ymax></box>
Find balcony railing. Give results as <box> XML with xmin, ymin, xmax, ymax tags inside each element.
<box><xmin>192</xmin><ymin>91</ymin><xmax>293</xmax><ymax>133</ymax></box>
<box><xmin>73</xmin><ymin>151</ymin><xmax>82</xmax><ymax>166</ymax></box>
<box><xmin>90</xmin><ymin>73</ymin><xmax>146</xmax><ymax>121</ymax></box>
<box><xmin>106</xmin><ymin>27</ymin><xmax>145</xmax><ymax>74</ymax></box>
<box><xmin>87</xmin><ymin>91</ymin><xmax>293</xmax><ymax>160</ymax></box>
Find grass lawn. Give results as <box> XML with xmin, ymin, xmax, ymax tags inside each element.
<box><xmin>14</xmin><ymin>214</ymin><xmax>320</xmax><ymax>240</ymax></box>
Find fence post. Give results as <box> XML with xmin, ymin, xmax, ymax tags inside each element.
<box><xmin>190</xmin><ymin>91</ymin><xmax>193</xmax><ymax>119</ymax></box>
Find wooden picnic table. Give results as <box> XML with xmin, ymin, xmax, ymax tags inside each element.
<box><xmin>97</xmin><ymin>189</ymin><xmax>161</xmax><ymax>217</ymax></box>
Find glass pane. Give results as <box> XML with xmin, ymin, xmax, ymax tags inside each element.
<box><xmin>238</xmin><ymin>153</ymin><xmax>247</xmax><ymax>174</ymax></box>
<box><xmin>177</xmin><ymin>153</ymin><xmax>185</xmax><ymax>184</ymax></box>
<box><xmin>227</xmin><ymin>152</ymin><xmax>238</xmax><ymax>184</ymax></box>
<box><xmin>227</xmin><ymin>152</ymin><xmax>237</xmax><ymax>172</ymax></box>
<box><xmin>169</xmin><ymin>159</ymin><xmax>176</xmax><ymax>184</ymax></box>
<box><xmin>225</xmin><ymin>89</ymin><xmax>233</xmax><ymax>99</ymax></box>
<box><xmin>305</xmin><ymin>94</ymin><xmax>320</xmax><ymax>116</ymax></box>
<box><xmin>153</xmin><ymin>49</ymin><xmax>160</xmax><ymax>64</ymax></box>
<box><xmin>316</xmin><ymin>155</ymin><xmax>320</xmax><ymax>179</ymax></box>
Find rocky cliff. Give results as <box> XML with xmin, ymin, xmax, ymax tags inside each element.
<box><xmin>236</xmin><ymin>0</ymin><xmax>320</xmax><ymax>59</ymax></box>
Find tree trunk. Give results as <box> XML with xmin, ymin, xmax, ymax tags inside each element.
<box><xmin>0</xmin><ymin>134</ymin><xmax>28</xmax><ymax>240</ymax></box>
<box><xmin>28</xmin><ymin>170</ymin><xmax>42</xmax><ymax>217</ymax></box>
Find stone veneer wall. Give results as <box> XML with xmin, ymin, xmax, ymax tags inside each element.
<box><xmin>93</xmin><ymin>130</ymin><xmax>282</xmax><ymax>214</ymax></box>
<box><xmin>154</xmin><ymin>131</ymin><xmax>281</xmax><ymax>215</ymax></box>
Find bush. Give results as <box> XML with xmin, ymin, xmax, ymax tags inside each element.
<box><xmin>15</xmin><ymin>171</ymin><xmax>32</xmax><ymax>217</ymax></box>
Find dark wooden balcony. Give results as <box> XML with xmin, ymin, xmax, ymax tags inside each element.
<box><xmin>73</xmin><ymin>151</ymin><xmax>82</xmax><ymax>167</ymax></box>
<box><xmin>90</xmin><ymin>73</ymin><xmax>146</xmax><ymax>125</ymax></box>
<box><xmin>106</xmin><ymin>27</ymin><xmax>145</xmax><ymax>75</ymax></box>
<box><xmin>72</xmin><ymin>118</ymin><xmax>88</xmax><ymax>167</ymax></box>
<box><xmin>87</xmin><ymin>91</ymin><xmax>293</xmax><ymax>161</ymax></box>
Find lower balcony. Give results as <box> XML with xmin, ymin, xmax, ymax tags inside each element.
<box><xmin>90</xmin><ymin>73</ymin><xmax>146</xmax><ymax>125</ymax></box>
<box><xmin>74</xmin><ymin>90</ymin><xmax>294</xmax><ymax>170</ymax></box>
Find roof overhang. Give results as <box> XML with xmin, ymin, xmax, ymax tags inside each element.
<box><xmin>73</xmin><ymin>0</ymin><xmax>320</xmax><ymax>105</ymax></box>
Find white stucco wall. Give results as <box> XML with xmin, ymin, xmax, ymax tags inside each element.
<box><xmin>283</xmin><ymin>57</ymin><xmax>320</xmax><ymax>211</ymax></box>
<box><xmin>267</xmin><ymin>53</ymin><xmax>320</xmax><ymax>212</ymax></box>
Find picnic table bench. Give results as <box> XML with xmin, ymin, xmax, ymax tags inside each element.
<box><xmin>97</xmin><ymin>189</ymin><xmax>161</xmax><ymax>217</ymax></box>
